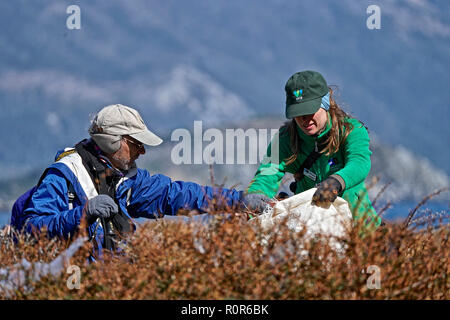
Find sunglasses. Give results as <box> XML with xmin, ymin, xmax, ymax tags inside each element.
<box><xmin>122</xmin><ymin>136</ymin><xmax>144</xmax><ymax>150</ymax></box>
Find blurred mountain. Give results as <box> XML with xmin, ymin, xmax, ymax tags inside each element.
<box><xmin>138</xmin><ymin>116</ymin><xmax>449</xmax><ymax>202</ymax></box>
<box><xmin>0</xmin><ymin>0</ymin><xmax>449</xmax><ymax>182</ymax></box>
<box><xmin>0</xmin><ymin>116</ymin><xmax>448</xmax><ymax>212</ymax></box>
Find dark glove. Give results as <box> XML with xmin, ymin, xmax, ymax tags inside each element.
<box><xmin>242</xmin><ymin>193</ymin><xmax>272</xmax><ymax>213</ymax></box>
<box><xmin>312</xmin><ymin>176</ymin><xmax>343</xmax><ymax>207</ymax></box>
<box><xmin>83</xmin><ymin>194</ymin><xmax>119</xmax><ymax>220</ymax></box>
<box><xmin>276</xmin><ymin>192</ymin><xmax>289</xmax><ymax>200</ymax></box>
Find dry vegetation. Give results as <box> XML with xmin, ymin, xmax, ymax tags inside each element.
<box><xmin>0</xmin><ymin>189</ymin><xmax>448</xmax><ymax>300</ymax></box>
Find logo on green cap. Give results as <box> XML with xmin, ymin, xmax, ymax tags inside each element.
<box><xmin>293</xmin><ymin>89</ymin><xmax>303</xmax><ymax>100</ymax></box>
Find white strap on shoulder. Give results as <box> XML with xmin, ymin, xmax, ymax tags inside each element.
<box><xmin>56</xmin><ymin>148</ymin><xmax>98</xmax><ymax>200</ymax></box>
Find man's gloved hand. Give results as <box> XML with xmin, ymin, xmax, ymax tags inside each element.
<box><xmin>83</xmin><ymin>194</ymin><xmax>119</xmax><ymax>220</ymax></box>
<box><xmin>242</xmin><ymin>193</ymin><xmax>273</xmax><ymax>213</ymax></box>
<box><xmin>312</xmin><ymin>176</ymin><xmax>343</xmax><ymax>208</ymax></box>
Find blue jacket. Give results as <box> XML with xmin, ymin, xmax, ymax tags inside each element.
<box><xmin>17</xmin><ymin>146</ymin><xmax>243</xmax><ymax>253</ymax></box>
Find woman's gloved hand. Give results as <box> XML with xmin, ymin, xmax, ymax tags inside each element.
<box><xmin>312</xmin><ymin>176</ymin><xmax>343</xmax><ymax>208</ymax></box>
<box><xmin>276</xmin><ymin>192</ymin><xmax>289</xmax><ymax>200</ymax></box>
<box><xmin>83</xmin><ymin>194</ymin><xmax>119</xmax><ymax>220</ymax></box>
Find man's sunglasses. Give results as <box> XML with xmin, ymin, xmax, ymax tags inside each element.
<box><xmin>122</xmin><ymin>136</ymin><xmax>144</xmax><ymax>150</ymax></box>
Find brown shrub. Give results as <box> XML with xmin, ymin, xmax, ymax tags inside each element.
<box><xmin>1</xmin><ymin>197</ymin><xmax>448</xmax><ymax>300</ymax></box>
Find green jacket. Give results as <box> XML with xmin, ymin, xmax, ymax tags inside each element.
<box><xmin>247</xmin><ymin>113</ymin><xmax>381</xmax><ymax>228</ymax></box>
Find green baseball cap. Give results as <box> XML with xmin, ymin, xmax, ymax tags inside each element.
<box><xmin>285</xmin><ymin>70</ymin><xmax>329</xmax><ymax>119</ymax></box>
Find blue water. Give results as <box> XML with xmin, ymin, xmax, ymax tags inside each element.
<box><xmin>0</xmin><ymin>211</ymin><xmax>10</xmax><ymax>227</ymax></box>
<box><xmin>376</xmin><ymin>201</ymin><xmax>449</xmax><ymax>223</ymax></box>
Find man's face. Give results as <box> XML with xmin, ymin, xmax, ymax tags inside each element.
<box><xmin>108</xmin><ymin>135</ymin><xmax>146</xmax><ymax>170</ymax></box>
<box><xmin>294</xmin><ymin>108</ymin><xmax>328</xmax><ymax>136</ymax></box>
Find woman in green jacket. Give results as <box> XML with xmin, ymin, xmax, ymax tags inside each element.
<box><xmin>244</xmin><ymin>70</ymin><xmax>381</xmax><ymax>228</ymax></box>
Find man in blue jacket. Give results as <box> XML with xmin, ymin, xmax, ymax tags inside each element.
<box><xmin>12</xmin><ymin>104</ymin><xmax>243</xmax><ymax>256</ymax></box>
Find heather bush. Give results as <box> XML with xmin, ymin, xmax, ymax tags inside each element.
<box><xmin>1</xmin><ymin>191</ymin><xmax>448</xmax><ymax>300</ymax></box>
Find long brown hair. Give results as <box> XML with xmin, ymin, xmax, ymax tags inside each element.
<box><xmin>282</xmin><ymin>86</ymin><xmax>355</xmax><ymax>166</ymax></box>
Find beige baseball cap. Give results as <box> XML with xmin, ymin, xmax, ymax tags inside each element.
<box><xmin>89</xmin><ymin>104</ymin><xmax>163</xmax><ymax>153</ymax></box>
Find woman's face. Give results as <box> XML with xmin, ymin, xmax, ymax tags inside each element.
<box><xmin>294</xmin><ymin>108</ymin><xmax>328</xmax><ymax>136</ymax></box>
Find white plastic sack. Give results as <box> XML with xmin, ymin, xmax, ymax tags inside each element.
<box><xmin>249</xmin><ymin>188</ymin><xmax>353</xmax><ymax>253</ymax></box>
